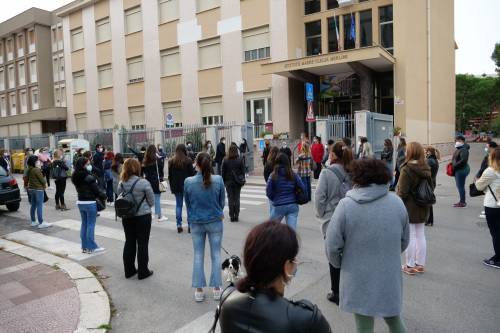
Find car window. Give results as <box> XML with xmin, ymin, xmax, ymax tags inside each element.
<box><xmin>0</xmin><ymin>166</ymin><xmax>7</xmax><ymax>177</ymax></box>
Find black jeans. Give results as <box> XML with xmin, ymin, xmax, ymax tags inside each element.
<box><xmin>226</xmin><ymin>185</ymin><xmax>242</xmax><ymax>219</ymax></box>
<box><xmin>313</xmin><ymin>163</ymin><xmax>322</xmax><ymax>179</ymax></box>
<box><xmin>122</xmin><ymin>214</ymin><xmax>152</xmax><ymax>278</ymax></box>
<box><xmin>329</xmin><ymin>264</ymin><xmax>340</xmax><ymax>296</ymax></box>
<box><xmin>485</xmin><ymin>207</ymin><xmax>500</xmax><ymax>261</ymax></box>
<box><xmin>54</xmin><ymin>178</ymin><xmax>66</xmax><ymax>206</ymax></box>
<box><xmin>43</xmin><ymin>168</ymin><xmax>51</xmax><ymax>187</ymax></box>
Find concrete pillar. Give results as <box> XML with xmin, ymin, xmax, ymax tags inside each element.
<box><xmin>49</xmin><ymin>135</ymin><xmax>56</xmax><ymax>151</ymax></box>
<box><xmin>25</xmin><ymin>137</ymin><xmax>31</xmax><ymax>149</ymax></box>
<box><xmin>112</xmin><ymin>129</ymin><xmax>122</xmax><ymax>154</ymax></box>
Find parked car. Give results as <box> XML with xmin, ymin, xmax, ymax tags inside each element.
<box><xmin>0</xmin><ymin>166</ymin><xmax>21</xmax><ymax>212</ymax></box>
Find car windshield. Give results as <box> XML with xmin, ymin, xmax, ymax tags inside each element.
<box><xmin>0</xmin><ymin>166</ymin><xmax>7</xmax><ymax>177</ymax></box>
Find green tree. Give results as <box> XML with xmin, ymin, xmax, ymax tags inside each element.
<box><xmin>492</xmin><ymin>42</ymin><xmax>500</xmax><ymax>74</ymax></box>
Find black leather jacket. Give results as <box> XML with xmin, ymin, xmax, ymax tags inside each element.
<box><xmin>219</xmin><ymin>289</ymin><xmax>331</xmax><ymax>333</ymax></box>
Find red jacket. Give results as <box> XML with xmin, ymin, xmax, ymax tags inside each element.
<box><xmin>311</xmin><ymin>143</ymin><xmax>325</xmax><ymax>163</ymax></box>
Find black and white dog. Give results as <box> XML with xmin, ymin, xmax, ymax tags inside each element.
<box><xmin>221</xmin><ymin>255</ymin><xmax>243</xmax><ymax>285</ymax></box>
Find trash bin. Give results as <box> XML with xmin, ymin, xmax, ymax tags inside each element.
<box><xmin>12</xmin><ymin>153</ymin><xmax>25</xmax><ymax>173</ymax></box>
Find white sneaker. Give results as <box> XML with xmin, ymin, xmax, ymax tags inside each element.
<box><xmin>157</xmin><ymin>216</ymin><xmax>169</xmax><ymax>222</ymax></box>
<box><xmin>30</xmin><ymin>221</ymin><xmax>38</xmax><ymax>227</ymax></box>
<box><xmin>194</xmin><ymin>290</ymin><xmax>205</xmax><ymax>302</ymax></box>
<box><xmin>479</xmin><ymin>214</ymin><xmax>486</xmax><ymax>219</ymax></box>
<box><xmin>47</xmin><ymin>186</ymin><xmax>54</xmax><ymax>190</ymax></box>
<box><xmin>37</xmin><ymin>222</ymin><xmax>52</xmax><ymax>229</ymax></box>
<box><xmin>213</xmin><ymin>288</ymin><xmax>222</xmax><ymax>301</ymax></box>
<box><xmin>107</xmin><ymin>202</ymin><xmax>114</xmax><ymax>207</ymax></box>
<box><xmin>91</xmin><ymin>247</ymin><xmax>106</xmax><ymax>253</ymax></box>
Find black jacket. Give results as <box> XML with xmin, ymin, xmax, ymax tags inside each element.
<box><xmin>280</xmin><ymin>147</ymin><xmax>292</xmax><ymax>162</ymax></box>
<box><xmin>381</xmin><ymin>147</ymin><xmax>393</xmax><ymax>162</ymax></box>
<box><xmin>215</xmin><ymin>143</ymin><xmax>226</xmax><ymax>164</ymax></box>
<box><xmin>221</xmin><ymin>158</ymin><xmax>245</xmax><ymax>187</ymax></box>
<box><xmin>452</xmin><ymin>144</ymin><xmax>470</xmax><ymax>171</ymax></box>
<box><xmin>143</xmin><ymin>163</ymin><xmax>160</xmax><ymax>194</ymax></box>
<box><xmin>219</xmin><ymin>289</ymin><xmax>331</xmax><ymax>333</ymax></box>
<box><xmin>476</xmin><ymin>155</ymin><xmax>489</xmax><ymax>179</ymax></box>
<box><xmin>426</xmin><ymin>155</ymin><xmax>439</xmax><ymax>189</ymax></box>
<box><xmin>92</xmin><ymin>151</ymin><xmax>104</xmax><ymax>174</ymax></box>
<box><xmin>262</xmin><ymin>146</ymin><xmax>270</xmax><ymax>166</ymax></box>
<box><xmin>168</xmin><ymin>159</ymin><xmax>195</xmax><ymax>194</ymax></box>
<box><xmin>264</xmin><ymin>163</ymin><xmax>274</xmax><ymax>183</ymax></box>
<box><xmin>72</xmin><ymin>170</ymin><xmax>106</xmax><ymax>202</ymax></box>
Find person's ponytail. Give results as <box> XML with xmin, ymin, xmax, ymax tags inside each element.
<box><xmin>196</xmin><ymin>152</ymin><xmax>212</xmax><ymax>188</ymax></box>
<box><xmin>332</xmin><ymin>141</ymin><xmax>353</xmax><ymax>172</ymax></box>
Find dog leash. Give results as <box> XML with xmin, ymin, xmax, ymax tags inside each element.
<box><xmin>221</xmin><ymin>246</ymin><xmax>230</xmax><ymax>255</ymax></box>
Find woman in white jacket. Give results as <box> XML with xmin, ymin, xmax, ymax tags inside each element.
<box><xmin>475</xmin><ymin>147</ymin><xmax>500</xmax><ymax>269</ymax></box>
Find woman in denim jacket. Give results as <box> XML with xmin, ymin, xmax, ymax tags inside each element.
<box><xmin>184</xmin><ymin>152</ymin><xmax>225</xmax><ymax>303</ymax></box>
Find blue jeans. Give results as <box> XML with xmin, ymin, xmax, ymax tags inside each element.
<box><xmin>454</xmin><ymin>165</ymin><xmax>470</xmax><ymax>203</ymax></box>
<box><xmin>175</xmin><ymin>192</ymin><xmax>184</xmax><ymax>226</ymax></box>
<box><xmin>191</xmin><ymin>221</ymin><xmax>223</xmax><ymax>288</ymax></box>
<box><xmin>154</xmin><ymin>193</ymin><xmax>162</xmax><ymax>218</ymax></box>
<box><xmin>301</xmin><ymin>176</ymin><xmax>312</xmax><ymax>202</ymax></box>
<box><xmin>270</xmin><ymin>203</ymin><xmax>299</xmax><ymax>230</ymax></box>
<box><xmin>78</xmin><ymin>203</ymin><xmax>98</xmax><ymax>251</ymax></box>
<box><xmin>29</xmin><ymin>189</ymin><xmax>44</xmax><ymax>224</ymax></box>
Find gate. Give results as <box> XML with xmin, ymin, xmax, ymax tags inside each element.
<box><xmin>119</xmin><ymin>129</ymin><xmax>155</xmax><ymax>157</ymax></box>
<box><xmin>324</xmin><ymin>115</ymin><xmax>355</xmax><ymax>142</ymax></box>
<box><xmin>160</xmin><ymin>125</ymin><xmax>207</xmax><ymax>158</ymax></box>
<box><xmin>241</xmin><ymin>123</ymin><xmax>254</xmax><ymax>173</ymax></box>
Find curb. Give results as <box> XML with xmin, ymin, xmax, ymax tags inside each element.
<box><xmin>0</xmin><ymin>238</ymin><xmax>111</xmax><ymax>333</ymax></box>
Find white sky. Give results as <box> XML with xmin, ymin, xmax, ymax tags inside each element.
<box><xmin>0</xmin><ymin>0</ymin><xmax>498</xmax><ymax>75</ymax></box>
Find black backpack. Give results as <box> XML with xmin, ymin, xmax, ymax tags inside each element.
<box><xmin>115</xmin><ymin>178</ymin><xmax>145</xmax><ymax>219</ymax></box>
<box><xmin>413</xmin><ymin>178</ymin><xmax>436</xmax><ymax>207</ymax></box>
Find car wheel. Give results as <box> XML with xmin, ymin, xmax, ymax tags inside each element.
<box><xmin>6</xmin><ymin>202</ymin><xmax>20</xmax><ymax>212</ymax></box>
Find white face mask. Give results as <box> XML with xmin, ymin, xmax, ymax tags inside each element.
<box><xmin>221</xmin><ymin>140</ymin><xmax>226</xmax><ymax>144</ymax></box>
<box><xmin>85</xmin><ymin>164</ymin><xmax>93</xmax><ymax>172</ymax></box>
<box><xmin>3</xmin><ymin>153</ymin><xmax>8</xmax><ymax>157</ymax></box>
<box><xmin>35</xmin><ymin>161</ymin><xmax>42</xmax><ymax>168</ymax></box>
<box><xmin>455</xmin><ymin>142</ymin><xmax>464</xmax><ymax>148</ymax></box>
<box><xmin>485</xmin><ymin>147</ymin><xmax>489</xmax><ymax>153</ymax></box>
<box><xmin>207</xmin><ymin>144</ymin><xmax>212</xmax><ymax>148</ymax></box>
<box><xmin>97</xmin><ymin>148</ymin><xmax>103</xmax><ymax>152</ymax></box>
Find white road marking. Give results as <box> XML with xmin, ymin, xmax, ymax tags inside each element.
<box><xmin>53</xmin><ymin>219</ymin><xmax>125</xmax><ymax>241</ymax></box>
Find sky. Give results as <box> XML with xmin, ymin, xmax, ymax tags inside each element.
<box><xmin>0</xmin><ymin>0</ymin><xmax>498</xmax><ymax>75</ymax></box>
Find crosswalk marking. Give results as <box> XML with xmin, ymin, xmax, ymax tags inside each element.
<box><xmin>2</xmin><ymin>230</ymin><xmax>105</xmax><ymax>261</ymax></box>
<box><xmin>53</xmin><ymin>219</ymin><xmax>125</xmax><ymax>241</ymax></box>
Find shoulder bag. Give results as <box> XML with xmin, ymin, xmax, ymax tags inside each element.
<box><xmin>208</xmin><ymin>286</ymin><xmax>236</xmax><ymax>333</ymax></box>
<box><xmin>446</xmin><ymin>162</ymin><xmax>454</xmax><ymax>177</ymax></box>
<box><xmin>156</xmin><ymin>161</ymin><xmax>168</xmax><ymax>192</ymax></box>
<box><xmin>295</xmin><ymin>175</ymin><xmax>308</xmax><ymax>205</ymax></box>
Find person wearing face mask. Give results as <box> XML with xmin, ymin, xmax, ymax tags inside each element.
<box><xmin>451</xmin><ymin>135</ymin><xmax>470</xmax><ymax>208</ymax></box>
<box><xmin>218</xmin><ymin>221</ymin><xmax>331</xmax><ymax>333</ymax></box>
<box><xmin>72</xmin><ymin>157</ymin><xmax>107</xmax><ymax>254</ymax></box>
<box><xmin>92</xmin><ymin>144</ymin><xmax>105</xmax><ymax>186</ymax></box>
<box><xmin>424</xmin><ymin>146</ymin><xmax>440</xmax><ymax>226</ymax></box>
<box><xmin>279</xmin><ymin>141</ymin><xmax>292</xmax><ymax>164</ymax></box>
<box><xmin>156</xmin><ymin>145</ymin><xmax>166</xmax><ymax>181</ymax></box>
<box><xmin>0</xmin><ymin>149</ymin><xmax>11</xmax><ymax>174</ymax></box>
<box><xmin>474</xmin><ymin>141</ymin><xmax>497</xmax><ymax>219</ymax></box>
<box><xmin>186</xmin><ymin>141</ymin><xmax>197</xmax><ymax>161</ymax></box>
<box><xmin>215</xmin><ymin>137</ymin><xmax>226</xmax><ymax>175</ymax></box>
<box><xmin>23</xmin><ymin>148</ymin><xmax>34</xmax><ymax>192</ymax></box>
<box><xmin>26</xmin><ymin>155</ymin><xmax>52</xmax><ymax>229</ymax></box>
<box><xmin>327</xmin><ymin>159</ymin><xmax>409</xmax><ymax>333</ymax></box>
<box><xmin>203</xmin><ymin>140</ymin><xmax>216</xmax><ymax>161</ymax></box>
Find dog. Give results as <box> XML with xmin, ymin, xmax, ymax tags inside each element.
<box><xmin>222</xmin><ymin>255</ymin><xmax>243</xmax><ymax>285</ymax></box>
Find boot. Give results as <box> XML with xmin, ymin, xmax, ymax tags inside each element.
<box><xmin>55</xmin><ymin>204</ymin><xmax>61</xmax><ymax>210</ymax></box>
<box><xmin>61</xmin><ymin>204</ymin><xmax>69</xmax><ymax>211</ymax></box>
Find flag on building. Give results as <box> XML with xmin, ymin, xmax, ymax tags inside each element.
<box><xmin>350</xmin><ymin>13</ymin><xmax>356</xmax><ymax>41</ymax></box>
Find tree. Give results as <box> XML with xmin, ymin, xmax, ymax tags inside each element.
<box><xmin>492</xmin><ymin>42</ymin><xmax>500</xmax><ymax>74</ymax></box>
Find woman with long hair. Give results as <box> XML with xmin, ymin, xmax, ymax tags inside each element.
<box><xmin>184</xmin><ymin>152</ymin><xmax>225</xmax><ymax>302</ymax></box>
<box><xmin>264</xmin><ymin>146</ymin><xmax>280</xmax><ymax>183</ymax></box>
<box><xmin>397</xmin><ymin>142</ymin><xmax>432</xmax><ymax>275</ymax></box>
<box><xmin>219</xmin><ymin>221</ymin><xmax>331</xmax><ymax>332</ymax></box>
<box><xmin>203</xmin><ymin>140</ymin><xmax>216</xmax><ymax>161</ymax></box>
<box><xmin>168</xmin><ymin>144</ymin><xmax>196</xmax><ymax>233</ymax></box>
<box><xmin>425</xmin><ymin>146</ymin><xmax>440</xmax><ymax>226</ymax></box>
<box><xmin>451</xmin><ymin>135</ymin><xmax>470</xmax><ymax>207</ymax></box>
<box><xmin>295</xmin><ymin>143</ymin><xmax>313</xmax><ymax>202</ymax></box>
<box><xmin>392</xmin><ymin>137</ymin><xmax>407</xmax><ymax>190</ymax></box>
<box><xmin>143</xmin><ymin>145</ymin><xmax>168</xmax><ymax>223</ymax></box>
<box><xmin>104</xmin><ymin>151</ymin><xmax>115</xmax><ymax>205</ymax></box>
<box><xmin>72</xmin><ymin>157</ymin><xmax>107</xmax><ymax>254</ymax></box>
<box><xmin>26</xmin><ymin>155</ymin><xmax>51</xmax><ymax>228</ymax></box>
<box><xmin>117</xmin><ymin>158</ymin><xmax>155</xmax><ymax>280</ymax></box>
<box><xmin>266</xmin><ymin>153</ymin><xmax>306</xmax><ymax>230</ymax></box>
<box><xmin>51</xmin><ymin>149</ymin><xmax>69</xmax><ymax>211</ymax></box>
<box><xmin>221</xmin><ymin>144</ymin><xmax>245</xmax><ymax>222</ymax></box>
<box><xmin>314</xmin><ymin>141</ymin><xmax>353</xmax><ymax>305</ymax></box>
<box><xmin>111</xmin><ymin>153</ymin><xmax>124</xmax><ymax>201</ymax></box>
<box><xmin>381</xmin><ymin>138</ymin><xmax>394</xmax><ymax>169</ymax></box>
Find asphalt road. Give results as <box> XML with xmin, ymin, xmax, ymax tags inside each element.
<box><xmin>0</xmin><ymin>142</ymin><xmax>498</xmax><ymax>332</ymax></box>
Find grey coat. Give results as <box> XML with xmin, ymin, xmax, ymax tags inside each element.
<box><xmin>314</xmin><ymin>164</ymin><xmax>349</xmax><ymax>236</ymax></box>
<box><xmin>326</xmin><ymin>184</ymin><xmax>409</xmax><ymax>317</ymax></box>
<box><xmin>117</xmin><ymin>175</ymin><xmax>155</xmax><ymax>216</ymax></box>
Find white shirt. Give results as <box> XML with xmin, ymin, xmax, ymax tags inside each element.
<box><xmin>476</xmin><ymin>167</ymin><xmax>500</xmax><ymax>208</ymax></box>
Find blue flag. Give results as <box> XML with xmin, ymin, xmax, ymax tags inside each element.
<box><xmin>350</xmin><ymin>13</ymin><xmax>356</xmax><ymax>41</ymax></box>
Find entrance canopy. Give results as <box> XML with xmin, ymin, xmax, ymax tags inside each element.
<box><xmin>262</xmin><ymin>46</ymin><xmax>394</xmax><ymax>80</ymax></box>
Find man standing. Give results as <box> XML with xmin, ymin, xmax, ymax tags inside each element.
<box><xmin>215</xmin><ymin>137</ymin><xmax>226</xmax><ymax>175</ymax></box>
<box><xmin>92</xmin><ymin>144</ymin><xmax>105</xmax><ymax>186</ymax></box>
<box><xmin>311</xmin><ymin>136</ymin><xmax>325</xmax><ymax>179</ymax></box>
<box><xmin>262</xmin><ymin>140</ymin><xmax>271</xmax><ymax>166</ymax></box>
<box><xmin>279</xmin><ymin>141</ymin><xmax>292</xmax><ymax>163</ymax></box>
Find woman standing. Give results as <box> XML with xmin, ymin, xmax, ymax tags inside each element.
<box><xmin>168</xmin><ymin>144</ymin><xmax>195</xmax><ymax>233</ymax></box>
<box><xmin>295</xmin><ymin>143</ymin><xmax>312</xmax><ymax>202</ymax></box>
<box><xmin>184</xmin><ymin>153</ymin><xmax>225</xmax><ymax>302</ymax></box>
<box><xmin>222</xmin><ymin>145</ymin><xmax>245</xmax><ymax>222</ymax></box>
<box><xmin>381</xmin><ymin>138</ymin><xmax>394</xmax><ymax>172</ymax></box>
<box><xmin>475</xmin><ymin>148</ymin><xmax>500</xmax><ymax>269</ymax></box>
<box><xmin>143</xmin><ymin>145</ymin><xmax>168</xmax><ymax>223</ymax></box>
<box><xmin>72</xmin><ymin>157</ymin><xmax>107</xmax><ymax>253</ymax></box>
<box><xmin>326</xmin><ymin>159</ymin><xmax>409</xmax><ymax>333</ymax></box>
<box><xmin>314</xmin><ymin>141</ymin><xmax>353</xmax><ymax>305</ymax></box>
<box><xmin>26</xmin><ymin>155</ymin><xmax>51</xmax><ymax>229</ymax></box>
<box><xmin>311</xmin><ymin>136</ymin><xmax>325</xmax><ymax>179</ymax></box>
<box><xmin>38</xmin><ymin>148</ymin><xmax>53</xmax><ymax>189</ymax></box>
<box><xmin>264</xmin><ymin>146</ymin><xmax>280</xmax><ymax>183</ymax></box>
<box><xmin>266</xmin><ymin>153</ymin><xmax>306</xmax><ymax>230</ymax></box>
<box><xmin>51</xmin><ymin>150</ymin><xmax>69</xmax><ymax>211</ymax></box>
<box><xmin>103</xmin><ymin>151</ymin><xmax>115</xmax><ymax>205</ymax></box>
<box><xmin>425</xmin><ymin>147</ymin><xmax>440</xmax><ymax>226</ymax></box>
<box><xmin>219</xmin><ymin>221</ymin><xmax>331</xmax><ymax>333</ymax></box>
<box><xmin>111</xmin><ymin>153</ymin><xmax>124</xmax><ymax>201</ymax></box>
<box><xmin>392</xmin><ymin>138</ymin><xmax>407</xmax><ymax>190</ymax></box>
<box><xmin>397</xmin><ymin>142</ymin><xmax>432</xmax><ymax>275</ymax></box>
<box><xmin>117</xmin><ymin>158</ymin><xmax>155</xmax><ymax>280</ymax></box>
<box><xmin>451</xmin><ymin>135</ymin><xmax>470</xmax><ymax>208</ymax></box>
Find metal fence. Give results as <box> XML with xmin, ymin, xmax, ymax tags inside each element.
<box><xmin>30</xmin><ymin>134</ymin><xmax>50</xmax><ymax>150</ymax></box>
<box><xmin>325</xmin><ymin>114</ymin><xmax>356</xmax><ymax>142</ymax></box>
<box><xmin>0</xmin><ymin>138</ymin><xmax>4</xmax><ymax>149</ymax></box>
<box><xmin>160</xmin><ymin>125</ymin><xmax>207</xmax><ymax>158</ymax></box>
<box><xmin>9</xmin><ymin>137</ymin><xmax>25</xmax><ymax>151</ymax></box>
<box><xmin>119</xmin><ymin>129</ymin><xmax>156</xmax><ymax>157</ymax></box>
<box><xmin>83</xmin><ymin>129</ymin><xmax>113</xmax><ymax>151</ymax></box>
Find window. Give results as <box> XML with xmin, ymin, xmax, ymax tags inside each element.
<box><xmin>243</xmin><ymin>26</ymin><xmax>270</xmax><ymax>62</ymax></box>
<box><xmin>127</xmin><ymin>57</ymin><xmax>143</xmax><ymax>83</ymax></box>
<box><xmin>125</xmin><ymin>7</ymin><xmax>142</xmax><ymax>34</ymax></box>
<box><xmin>59</xmin><ymin>55</ymin><xmax>65</xmax><ymax>80</ymax></box>
<box><xmin>98</xmin><ymin>64</ymin><xmax>113</xmax><ymax>88</ymax></box>
<box><xmin>73</xmin><ymin>71</ymin><xmax>86</xmax><ymax>93</ymax></box>
<box><xmin>328</xmin><ymin>16</ymin><xmax>340</xmax><ymax>52</ymax></box>
<box><xmin>305</xmin><ymin>0</ymin><xmax>321</xmax><ymax>15</ymax></box>
<box><xmin>163</xmin><ymin>102</ymin><xmax>182</xmax><ymax>127</ymax></box>
<box><xmin>359</xmin><ymin>10</ymin><xmax>372</xmax><ymax>47</ymax></box>
<box><xmin>9</xmin><ymin>93</ymin><xmax>16</xmax><ymax>115</ymax></box>
<box><xmin>0</xmin><ymin>68</ymin><xmax>4</xmax><ymax>90</ymax></box>
<box><xmin>18</xmin><ymin>62</ymin><xmax>25</xmax><ymax>86</ymax></box>
<box><xmin>52</xmin><ymin>27</ymin><xmax>57</xmax><ymax>51</ymax></box>
<box><xmin>198</xmin><ymin>38</ymin><xmax>221</xmax><ymax>70</ymax></box>
<box><xmin>28</xmin><ymin>29</ymin><xmax>36</xmax><ymax>53</ymax></box>
<box><xmin>305</xmin><ymin>21</ymin><xmax>322</xmax><ymax>56</ymax></box>
<box><xmin>100</xmin><ymin>110</ymin><xmax>114</xmax><ymax>129</ymax></box>
<box><xmin>129</xmin><ymin>107</ymin><xmax>145</xmax><ymax>129</ymax></box>
<box><xmin>30</xmin><ymin>88</ymin><xmax>39</xmax><ymax>110</ymax></box>
<box><xmin>0</xmin><ymin>43</ymin><xmax>3</xmax><ymax>64</ymax></box>
<box><xmin>60</xmin><ymin>85</ymin><xmax>66</xmax><ymax>106</ymax></box>
<box><xmin>53</xmin><ymin>57</ymin><xmax>59</xmax><ymax>81</ymax></box>
<box><xmin>54</xmin><ymin>86</ymin><xmax>61</xmax><ymax>106</ymax></box>
<box><xmin>160</xmin><ymin>48</ymin><xmax>180</xmax><ymax>76</ymax></box>
<box><xmin>379</xmin><ymin>5</ymin><xmax>393</xmax><ymax>53</ymax></box>
<box><xmin>6</xmin><ymin>39</ymin><xmax>14</xmax><ymax>61</ymax></box>
<box><xmin>0</xmin><ymin>96</ymin><xmax>5</xmax><ymax>117</ymax></box>
<box><xmin>71</xmin><ymin>28</ymin><xmax>84</xmax><ymax>51</ymax></box>
<box><xmin>7</xmin><ymin>65</ymin><xmax>14</xmax><ymax>88</ymax></box>
<box><xmin>75</xmin><ymin>114</ymin><xmax>87</xmax><ymax>130</ymax></box>
<box><xmin>57</xmin><ymin>26</ymin><xmax>64</xmax><ymax>50</ymax></box>
<box><xmin>96</xmin><ymin>17</ymin><xmax>111</xmax><ymax>43</ymax></box>
<box><xmin>29</xmin><ymin>57</ymin><xmax>37</xmax><ymax>83</ymax></box>
<box><xmin>17</xmin><ymin>34</ymin><xmax>24</xmax><ymax>58</ymax></box>
<box><xmin>159</xmin><ymin>0</ymin><xmax>179</xmax><ymax>23</ymax></box>
<box><xmin>200</xmin><ymin>96</ymin><xmax>222</xmax><ymax>125</ymax></box>
<box><xmin>196</xmin><ymin>0</ymin><xmax>220</xmax><ymax>12</ymax></box>
<box><xmin>343</xmin><ymin>13</ymin><xmax>356</xmax><ymax>50</ymax></box>
<box><xmin>327</xmin><ymin>0</ymin><xmax>339</xmax><ymax>9</ymax></box>
<box><xmin>202</xmin><ymin>115</ymin><xmax>223</xmax><ymax>125</ymax></box>
<box><xmin>245</xmin><ymin>97</ymin><xmax>272</xmax><ymax>127</ymax></box>
<box><xmin>20</xmin><ymin>90</ymin><xmax>27</xmax><ymax>114</ymax></box>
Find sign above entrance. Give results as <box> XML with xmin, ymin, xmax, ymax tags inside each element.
<box><xmin>305</xmin><ymin>83</ymin><xmax>314</xmax><ymax>102</ymax></box>
<box><xmin>306</xmin><ymin>101</ymin><xmax>315</xmax><ymax>123</ymax></box>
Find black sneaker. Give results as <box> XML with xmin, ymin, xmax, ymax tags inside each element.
<box><xmin>177</xmin><ymin>226</ymin><xmax>183</xmax><ymax>233</ymax></box>
<box><xmin>483</xmin><ymin>259</ymin><xmax>500</xmax><ymax>269</ymax></box>
<box><xmin>326</xmin><ymin>292</ymin><xmax>339</xmax><ymax>305</ymax></box>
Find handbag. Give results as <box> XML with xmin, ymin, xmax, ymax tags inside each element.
<box><xmin>295</xmin><ymin>176</ymin><xmax>308</xmax><ymax>205</ymax></box>
<box><xmin>446</xmin><ymin>162</ymin><xmax>454</xmax><ymax>177</ymax></box>
<box><xmin>208</xmin><ymin>286</ymin><xmax>236</xmax><ymax>333</ymax></box>
<box><xmin>469</xmin><ymin>183</ymin><xmax>484</xmax><ymax>197</ymax></box>
<box><xmin>96</xmin><ymin>197</ymin><xmax>106</xmax><ymax>212</ymax></box>
<box><xmin>156</xmin><ymin>161</ymin><xmax>167</xmax><ymax>193</ymax></box>
<box><xmin>43</xmin><ymin>191</ymin><xmax>49</xmax><ymax>203</ymax></box>
<box><xmin>232</xmin><ymin>170</ymin><xmax>246</xmax><ymax>186</ymax></box>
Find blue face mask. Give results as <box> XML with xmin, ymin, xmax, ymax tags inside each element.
<box><xmin>85</xmin><ymin>164</ymin><xmax>93</xmax><ymax>172</ymax></box>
